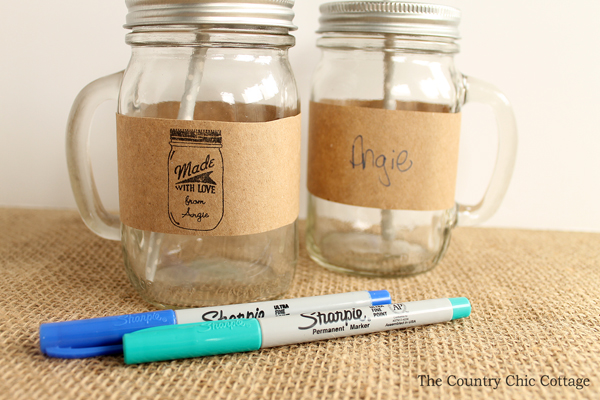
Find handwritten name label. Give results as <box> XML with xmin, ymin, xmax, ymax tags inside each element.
<box><xmin>307</xmin><ymin>101</ymin><xmax>461</xmax><ymax>210</ymax></box>
<box><xmin>350</xmin><ymin>135</ymin><xmax>413</xmax><ymax>187</ymax></box>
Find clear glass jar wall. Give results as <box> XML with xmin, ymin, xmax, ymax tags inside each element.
<box><xmin>120</xmin><ymin>27</ymin><xmax>300</xmax><ymax>308</ymax></box>
<box><xmin>307</xmin><ymin>33</ymin><xmax>464</xmax><ymax>277</ymax></box>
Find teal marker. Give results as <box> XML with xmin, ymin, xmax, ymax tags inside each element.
<box><xmin>123</xmin><ymin>297</ymin><xmax>471</xmax><ymax>364</ymax></box>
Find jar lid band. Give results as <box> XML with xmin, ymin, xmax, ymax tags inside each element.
<box><xmin>124</xmin><ymin>0</ymin><xmax>297</xmax><ymax>30</ymax></box>
<box><xmin>318</xmin><ymin>1</ymin><xmax>460</xmax><ymax>38</ymax></box>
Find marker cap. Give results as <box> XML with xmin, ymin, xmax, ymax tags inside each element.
<box><xmin>123</xmin><ymin>319</ymin><xmax>262</xmax><ymax>364</ymax></box>
<box><xmin>449</xmin><ymin>297</ymin><xmax>471</xmax><ymax>320</ymax></box>
<box><xmin>39</xmin><ymin>310</ymin><xmax>177</xmax><ymax>358</ymax></box>
<box><xmin>367</xmin><ymin>290</ymin><xmax>392</xmax><ymax>306</ymax></box>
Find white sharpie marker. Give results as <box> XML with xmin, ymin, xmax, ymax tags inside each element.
<box><xmin>39</xmin><ymin>290</ymin><xmax>390</xmax><ymax>359</ymax></box>
<box><xmin>123</xmin><ymin>297</ymin><xmax>470</xmax><ymax>364</ymax></box>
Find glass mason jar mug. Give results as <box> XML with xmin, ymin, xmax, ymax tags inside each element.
<box><xmin>306</xmin><ymin>2</ymin><xmax>517</xmax><ymax>276</ymax></box>
<box><xmin>66</xmin><ymin>0</ymin><xmax>301</xmax><ymax>308</ymax></box>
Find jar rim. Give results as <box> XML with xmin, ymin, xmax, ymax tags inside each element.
<box><xmin>125</xmin><ymin>27</ymin><xmax>296</xmax><ymax>47</ymax></box>
<box><xmin>316</xmin><ymin>32</ymin><xmax>459</xmax><ymax>54</ymax></box>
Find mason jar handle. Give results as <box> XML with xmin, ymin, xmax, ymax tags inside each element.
<box><xmin>65</xmin><ymin>71</ymin><xmax>124</xmax><ymax>241</ymax></box>
<box><xmin>457</xmin><ymin>76</ymin><xmax>518</xmax><ymax>226</ymax></box>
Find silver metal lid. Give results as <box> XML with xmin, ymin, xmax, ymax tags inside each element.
<box><xmin>124</xmin><ymin>0</ymin><xmax>297</xmax><ymax>30</ymax></box>
<box><xmin>318</xmin><ymin>1</ymin><xmax>460</xmax><ymax>38</ymax></box>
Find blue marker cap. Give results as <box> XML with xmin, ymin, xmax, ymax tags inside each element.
<box><xmin>39</xmin><ymin>310</ymin><xmax>177</xmax><ymax>358</ymax></box>
<box><xmin>367</xmin><ymin>290</ymin><xmax>392</xmax><ymax>306</ymax></box>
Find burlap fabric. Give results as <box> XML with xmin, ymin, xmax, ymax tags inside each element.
<box><xmin>1</xmin><ymin>207</ymin><xmax>599</xmax><ymax>399</ymax></box>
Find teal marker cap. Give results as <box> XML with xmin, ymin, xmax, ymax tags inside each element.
<box><xmin>123</xmin><ymin>319</ymin><xmax>262</xmax><ymax>364</ymax></box>
<box><xmin>449</xmin><ymin>297</ymin><xmax>471</xmax><ymax>320</ymax></box>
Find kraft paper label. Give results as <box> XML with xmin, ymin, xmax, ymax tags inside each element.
<box><xmin>307</xmin><ymin>101</ymin><xmax>461</xmax><ymax>211</ymax></box>
<box><xmin>116</xmin><ymin>113</ymin><xmax>301</xmax><ymax>236</ymax></box>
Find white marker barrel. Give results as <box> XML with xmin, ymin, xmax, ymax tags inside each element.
<box><xmin>260</xmin><ymin>298</ymin><xmax>463</xmax><ymax>348</ymax></box>
<box><xmin>174</xmin><ymin>290</ymin><xmax>391</xmax><ymax>324</ymax></box>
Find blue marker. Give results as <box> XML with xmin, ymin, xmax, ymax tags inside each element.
<box><xmin>39</xmin><ymin>290</ymin><xmax>391</xmax><ymax>358</ymax></box>
<box><xmin>123</xmin><ymin>297</ymin><xmax>471</xmax><ymax>364</ymax></box>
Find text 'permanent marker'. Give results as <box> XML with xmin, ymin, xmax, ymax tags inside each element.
<box><xmin>39</xmin><ymin>290</ymin><xmax>391</xmax><ymax>358</ymax></box>
<box><xmin>123</xmin><ymin>297</ymin><xmax>471</xmax><ymax>364</ymax></box>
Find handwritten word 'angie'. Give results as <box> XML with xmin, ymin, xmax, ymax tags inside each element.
<box><xmin>350</xmin><ymin>135</ymin><xmax>413</xmax><ymax>186</ymax></box>
<box><xmin>181</xmin><ymin>208</ymin><xmax>209</xmax><ymax>222</ymax></box>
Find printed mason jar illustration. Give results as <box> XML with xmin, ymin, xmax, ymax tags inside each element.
<box><xmin>168</xmin><ymin>128</ymin><xmax>224</xmax><ymax>231</ymax></box>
